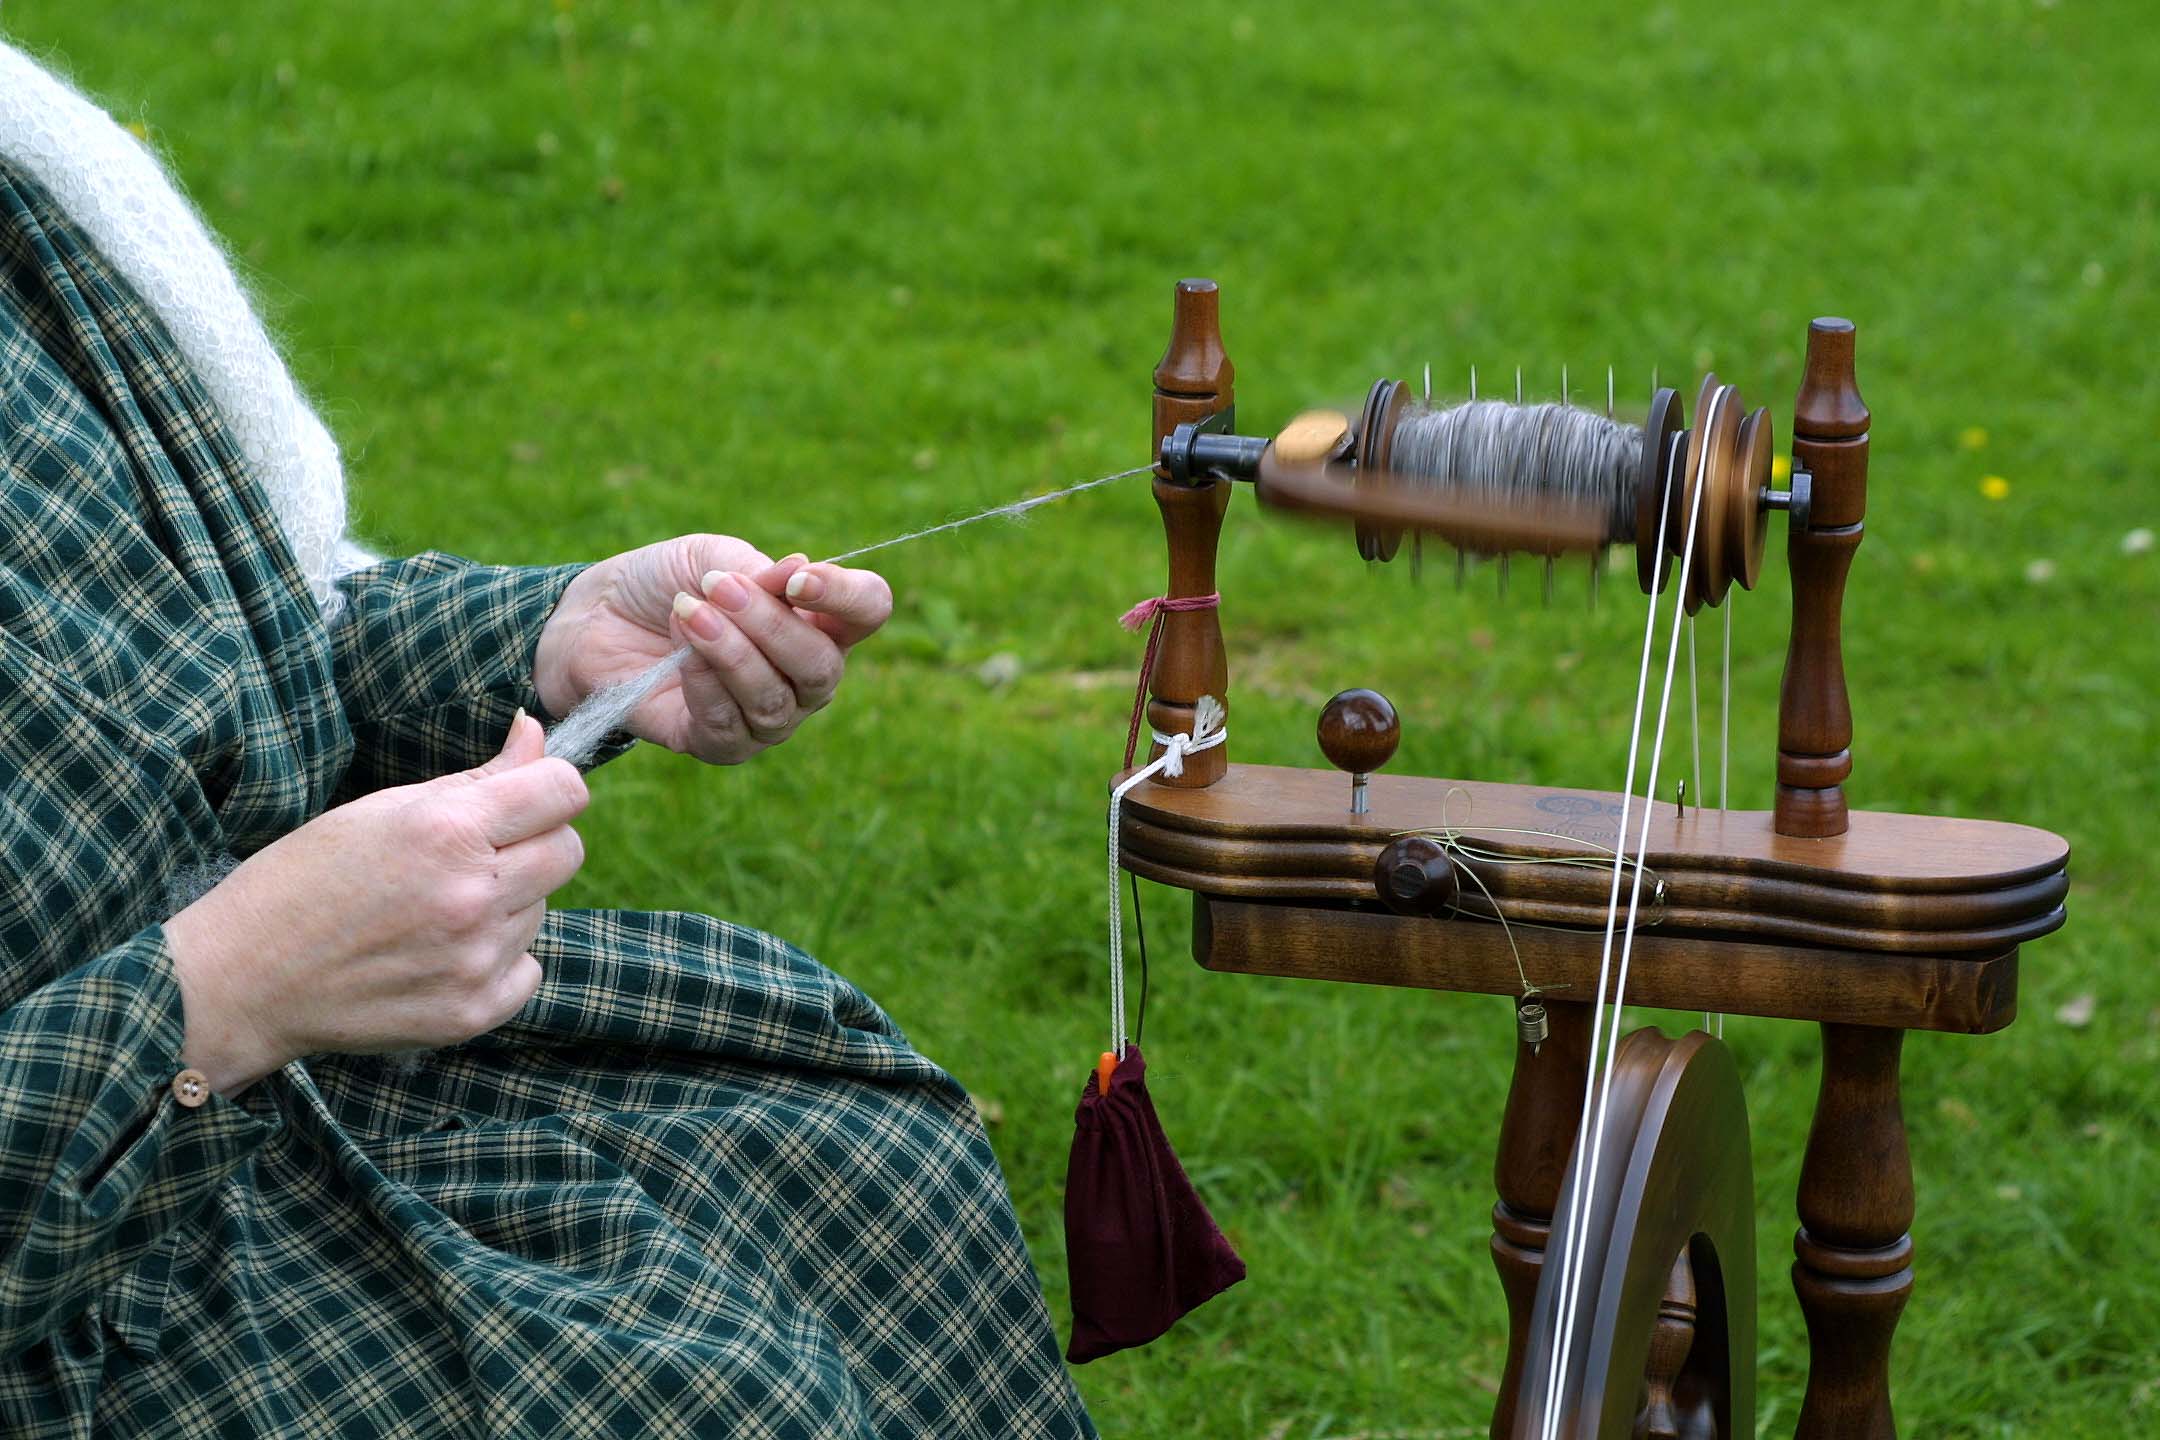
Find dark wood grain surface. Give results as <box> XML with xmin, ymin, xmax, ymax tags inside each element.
<box><xmin>1194</xmin><ymin>899</ymin><xmax>2018</xmax><ymax>1033</ymax></box>
<box><xmin>1122</xmin><ymin>762</ymin><xmax>2067</xmax><ymax>955</ymax></box>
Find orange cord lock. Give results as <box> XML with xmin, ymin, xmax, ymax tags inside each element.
<box><xmin>1095</xmin><ymin>1051</ymin><xmax>1117</xmax><ymax>1095</ymax></box>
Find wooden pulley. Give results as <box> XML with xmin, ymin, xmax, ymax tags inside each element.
<box><xmin>1728</xmin><ymin>405</ymin><xmax>1772</xmax><ymax>590</ymax></box>
<box><xmin>1635</xmin><ymin>387</ymin><xmax>1686</xmax><ymax>595</ymax></box>
<box><xmin>1640</xmin><ymin>376</ymin><xmax>1774</xmax><ymax>612</ymax></box>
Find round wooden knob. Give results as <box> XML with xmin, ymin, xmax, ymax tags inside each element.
<box><xmin>1373</xmin><ymin>835</ymin><xmax>1460</xmax><ymax>917</ymax></box>
<box><xmin>1318</xmin><ymin>689</ymin><xmax>1400</xmax><ymax>776</ymax></box>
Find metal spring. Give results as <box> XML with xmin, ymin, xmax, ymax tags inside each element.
<box><xmin>1517</xmin><ymin>996</ymin><xmax>1550</xmax><ymax>1050</ymax></box>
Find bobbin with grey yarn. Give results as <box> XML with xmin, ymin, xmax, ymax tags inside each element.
<box><xmin>1158</xmin><ymin>371</ymin><xmax>1778</xmax><ymax>613</ymax></box>
<box><xmin>1386</xmin><ymin>398</ymin><xmax>1644</xmax><ymax>553</ymax></box>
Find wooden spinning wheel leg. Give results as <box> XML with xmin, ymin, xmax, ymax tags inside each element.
<box><xmin>1510</xmin><ymin>1029</ymin><xmax>1756</xmax><ymax>1440</ymax></box>
<box><xmin>1792</xmin><ymin>1023</ymin><xmax>1913</xmax><ymax>1439</ymax></box>
<box><xmin>1491</xmin><ymin>1000</ymin><xmax>1591</xmax><ymax>1440</ymax></box>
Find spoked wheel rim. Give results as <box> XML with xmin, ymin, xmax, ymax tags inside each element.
<box><xmin>1511</xmin><ymin>1027</ymin><xmax>1757</xmax><ymax>1439</ymax></box>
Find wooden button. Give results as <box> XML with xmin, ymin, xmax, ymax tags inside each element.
<box><xmin>171</xmin><ymin>1069</ymin><xmax>211</xmax><ymax>1108</ymax></box>
<box><xmin>1317</xmin><ymin>688</ymin><xmax>1400</xmax><ymax>777</ymax></box>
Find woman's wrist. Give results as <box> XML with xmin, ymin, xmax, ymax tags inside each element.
<box><xmin>165</xmin><ymin>899</ymin><xmax>291</xmax><ymax>1097</ymax></box>
<box><xmin>533</xmin><ymin>564</ymin><xmax>606</xmax><ymax>721</ymax></box>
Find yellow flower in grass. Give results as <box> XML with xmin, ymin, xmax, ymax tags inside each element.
<box><xmin>1980</xmin><ymin>475</ymin><xmax>2011</xmax><ymax>501</ymax></box>
<box><xmin>1959</xmin><ymin>427</ymin><xmax>1989</xmax><ymax>452</ymax></box>
<box><xmin>1771</xmin><ymin>454</ymin><xmax>1791</xmax><ymax>483</ymax></box>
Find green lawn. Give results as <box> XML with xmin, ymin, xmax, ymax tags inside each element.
<box><xmin>12</xmin><ymin>1</ymin><xmax>2156</xmax><ymax>1433</ymax></box>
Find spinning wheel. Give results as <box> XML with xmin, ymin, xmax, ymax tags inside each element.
<box><xmin>1515</xmin><ymin>1028</ymin><xmax>1754</xmax><ymax>1440</ymax></box>
<box><xmin>1116</xmin><ymin>279</ymin><xmax>2069</xmax><ymax>1438</ymax></box>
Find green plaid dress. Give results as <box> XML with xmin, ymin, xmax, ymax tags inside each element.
<box><xmin>0</xmin><ymin>162</ymin><xmax>1093</xmax><ymax>1439</ymax></box>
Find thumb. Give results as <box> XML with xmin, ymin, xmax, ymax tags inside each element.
<box><xmin>403</xmin><ymin>710</ymin><xmax>545</xmax><ymax>801</ymax></box>
<box><xmin>474</xmin><ymin>709</ymin><xmax>545</xmax><ymax>776</ymax></box>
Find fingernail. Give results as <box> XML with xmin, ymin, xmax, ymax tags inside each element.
<box><xmin>710</xmin><ymin>573</ymin><xmax>750</xmax><ymax>612</ymax></box>
<box><xmin>786</xmin><ymin>566</ymin><xmax>823</xmax><ymax>603</ymax></box>
<box><xmin>673</xmin><ymin>590</ymin><xmax>723</xmax><ymax>640</ymax></box>
<box><xmin>700</xmin><ymin>569</ymin><xmax>727</xmax><ymax>598</ymax></box>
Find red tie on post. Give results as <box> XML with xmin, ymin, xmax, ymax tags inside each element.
<box><xmin>1119</xmin><ymin>592</ymin><xmax>1220</xmax><ymax>769</ymax></box>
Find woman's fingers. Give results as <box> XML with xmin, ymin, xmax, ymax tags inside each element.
<box><xmin>781</xmin><ymin>563</ymin><xmax>892</xmax><ymax>650</ymax></box>
<box><xmin>675</xmin><ymin>534</ymin><xmax>775</xmax><ymax>588</ymax></box>
<box><xmin>746</xmin><ymin>553</ymin><xmax>807</xmax><ymax>596</ymax></box>
<box><xmin>616</xmin><ymin>544</ymin><xmax>884</xmax><ymax>765</ymax></box>
<box><xmin>475</xmin><ymin>942</ymin><xmax>544</xmax><ymax>1031</ymax></box>
<box><xmin>695</xmin><ymin>570</ymin><xmax>846</xmax><ymax>712</ymax></box>
<box><xmin>468</xmin><ymin>756</ymin><xmax>590</xmax><ymax>847</ymax></box>
<box><xmin>504</xmin><ymin>904</ymin><xmax>547</xmax><ymax>971</ymax></box>
<box><xmin>493</xmin><ymin>824</ymin><xmax>585</xmax><ymax>912</ymax></box>
<box><xmin>745</xmin><ymin>555</ymin><xmax>891</xmax><ymax>651</ymax></box>
<box><xmin>670</xmin><ymin>590</ymin><xmax>798</xmax><ymax>749</ymax></box>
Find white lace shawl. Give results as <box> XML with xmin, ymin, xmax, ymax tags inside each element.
<box><xmin>0</xmin><ymin>39</ymin><xmax>373</xmax><ymax>619</ymax></box>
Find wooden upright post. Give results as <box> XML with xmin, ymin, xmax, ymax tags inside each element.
<box><xmin>1146</xmin><ymin>278</ymin><xmax>1234</xmax><ymax>787</ymax></box>
<box><xmin>1793</xmin><ymin>1023</ymin><xmax>1913</xmax><ymax>1439</ymax></box>
<box><xmin>1780</xmin><ymin>320</ymin><xmax>1911</xmax><ymax>1433</ymax></box>
<box><xmin>1488</xmin><ymin>999</ymin><xmax>1590</xmax><ymax>1439</ymax></box>
<box><xmin>1776</xmin><ymin>318</ymin><xmax>1868</xmax><ymax>838</ymax></box>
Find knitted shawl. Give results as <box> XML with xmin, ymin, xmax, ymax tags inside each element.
<box><xmin>0</xmin><ymin>38</ymin><xmax>372</xmax><ymax>618</ymax></box>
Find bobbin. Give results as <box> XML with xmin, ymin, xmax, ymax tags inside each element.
<box><xmin>1160</xmin><ymin>370</ymin><xmax>1779</xmax><ymax>613</ymax></box>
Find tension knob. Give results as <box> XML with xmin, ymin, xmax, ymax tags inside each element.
<box><xmin>1318</xmin><ymin>688</ymin><xmax>1399</xmax><ymax>814</ymax></box>
<box><xmin>1373</xmin><ymin>835</ymin><xmax>1460</xmax><ymax>916</ymax></box>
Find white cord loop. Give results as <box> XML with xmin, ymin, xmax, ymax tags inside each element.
<box><xmin>1106</xmin><ymin>696</ymin><xmax>1226</xmax><ymax>1057</ymax></box>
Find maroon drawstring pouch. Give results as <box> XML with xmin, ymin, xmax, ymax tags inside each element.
<box><xmin>1063</xmin><ymin>1043</ymin><xmax>1245</xmax><ymax>1363</ymax></box>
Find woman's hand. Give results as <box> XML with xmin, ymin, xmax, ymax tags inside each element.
<box><xmin>164</xmin><ymin>713</ymin><xmax>587</xmax><ymax>1094</ymax></box>
<box><xmin>532</xmin><ymin>534</ymin><xmax>892</xmax><ymax>764</ymax></box>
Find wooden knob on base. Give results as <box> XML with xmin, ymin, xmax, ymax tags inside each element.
<box><xmin>1319</xmin><ymin>688</ymin><xmax>1399</xmax><ymax>814</ymax></box>
<box><xmin>1374</xmin><ymin>835</ymin><xmax>1460</xmax><ymax>916</ymax></box>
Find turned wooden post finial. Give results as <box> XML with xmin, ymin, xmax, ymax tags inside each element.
<box><xmin>1776</xmin><ymin>317</ymin><xmax>1869</xmax><ymax>838</ymax></box>
<box><xmin>1146</xmin><ymin>278</ymin><xmax>1235</xmax><ymax>787</ymax></box>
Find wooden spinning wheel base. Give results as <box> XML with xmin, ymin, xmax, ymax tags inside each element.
<box><xmin>1511</xmin><ymin>1027</ymin><xmax>1755</xmax><ymax>1440</ymax></box>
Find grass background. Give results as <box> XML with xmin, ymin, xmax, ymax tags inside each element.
<box><xmin>9</xmin><ymin>0</ymin><xmax>2156</xmax><ymax>1433</ymax></box>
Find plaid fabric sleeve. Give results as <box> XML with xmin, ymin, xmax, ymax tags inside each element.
<box><xmin>0</xmin><ymin>925</ymin><xmax>282</xmax><ymax>1358</ymax></box>
<box><xmin>328</xmin><ymin>552</ymin><xmax>632</xmax><ymax>796</ymax></box>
